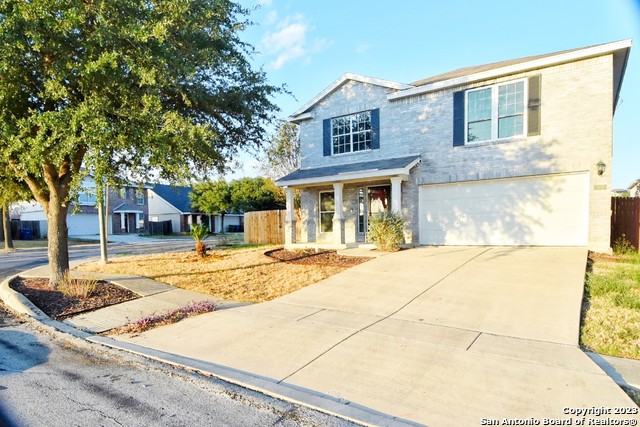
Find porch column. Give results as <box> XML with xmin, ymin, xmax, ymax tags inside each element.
<box><xmin>390</xmin><ymin>176</ymin><xmax>403</xmax><ymax>213</ymax></box>
<box><xmin>332</xmin><ymin>182</ymin><xmax>345</xmax><ymax>245</ymax></box>
<box><xmin>284</xmin><ymin>186</ymin><xmax>296</xmax><ymax>246</ymax></box>
<box><xmin>120</xmin><ymin>212</ymin><xmax>125</xmax><ymax>231</ymax></box>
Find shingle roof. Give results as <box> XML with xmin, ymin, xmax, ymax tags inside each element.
<box><xmin>113</xmin><ymin>203</ymin><xmax>144</xmax><ymax>213</ymax></box>
<box><xmin>151</xmin><ymin>184</ymin><xmax>194</xmax><ymax>213</ymax></box>
<box><xmin>410</xmin><ymin>41</ymin><xmax>614</xmax><ymax>87</ymax></box>
<box><xmin>276</xmin><ymin>155</ymin><xmax>420</xmax><ymax>185</ymax></box>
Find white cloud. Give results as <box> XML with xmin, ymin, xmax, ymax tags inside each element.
<box><xmin>257</xmin><ymin>0</ymin><xmax>272</xmax><ymax>6</ymax></box>
<box><xmin>264</xmin><ymin>10</ymin><xmax>278</xmax><ymax>25</ymax></box>
<box><xmin>356</xmin><ymin>44</ymin><xmax>370</xmax><ymax>54</ymax></box>
<box><xmin>261</xmin><ymin>14</ymin><xmax>331</xmax><ymax>70</ymax></box>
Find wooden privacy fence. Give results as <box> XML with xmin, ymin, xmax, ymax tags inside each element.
<box><xmin>611</xmin><ymin>197</ymin><xmax>640</xmax><ymax>250</ymax></box>
<box><xmin>244</xmin><ymin>210</ymin><xmax>285</xmax><ymax>245</ymax></box>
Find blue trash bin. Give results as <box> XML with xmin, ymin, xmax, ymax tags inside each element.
<box><xmin>20</xmin><ymin>229</ymin><xmax>33</xmax><ymax>240</ymax></box>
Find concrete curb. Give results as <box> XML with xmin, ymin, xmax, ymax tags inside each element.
<box><xmin>88</xmin><ymin>336</ymin><xmax>422</xmax><ymax>427</ymax></box>
<box><xmin>0</xmin><ymin>272</ymin><xmax>419</xmax><ymax>427</ymax></box>
<box><xmin>0</xmin><ymin>275</ymin><xmax>49</xmax><ymax>320</ymax></box>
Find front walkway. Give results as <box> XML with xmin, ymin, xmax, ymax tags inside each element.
<box><xmin>110</xmin><ymin>246</ymin><xmax>638</xmax><ymax>426</ymax></box>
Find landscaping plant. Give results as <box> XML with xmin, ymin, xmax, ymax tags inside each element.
<box><xmin>57</xmin><ymin>273</ymin><xmax>98</xmax><ymax>299</ymax></box>
<box><xmin>368</xmin><ymin>211</ymin><xmax>405</xmax><ymax>251</ymax></box>
<box><xmin>190</xmin><ymin>224</ymin><xmax>209</xmax><ymax>257</ymax></box>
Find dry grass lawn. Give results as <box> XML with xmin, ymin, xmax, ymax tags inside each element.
<box><xmin>581</xmin><ymin>252</ymin><xmax>640</xmax><ymax>360</ymax></box>
<box><xmin>76</xmin><ymin>245</ymin><xmax>359</xmax><ymax>303</ymax></box>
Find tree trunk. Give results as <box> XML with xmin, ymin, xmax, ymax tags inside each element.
<box><xmin>220</xmin><ymin>213</ymin><xmax>225</xmax><ymax>234</ymax></box>
<box><xmin>2</xmin><ymin>204</ymin><xmax>13</xmax><ymax>250</ymax></box>
<box><xmin>47</xmin><ymin>202</ymin><xmax>70</xmax><ymax>287</ymax></box>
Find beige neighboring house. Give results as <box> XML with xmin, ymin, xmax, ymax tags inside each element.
<box><xmin>629</xmin><ymin>179</ymin><xmax>640</xmax><ymax>197</ymax></box>
<box><xmin>148</xmin><ymin>184</ymin><xmax>243</xmax><ymax>234</ymax></box>
<box><xmin>277</xmin><ymin>40</ymin><xmax>632</xmax><ymax>253</ymax></box>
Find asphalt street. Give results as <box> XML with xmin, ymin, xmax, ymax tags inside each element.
<box><xmin>0</xmin><ymin>242</ymin><xmax>357</xmax><ymax>427</ymax></box>
<box><xmin>0</xmin><ymin>307</ymin><xmax>356</xmax><ymax>427</ymax></box>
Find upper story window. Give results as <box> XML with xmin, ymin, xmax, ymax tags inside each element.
<box><xmin>466</xmin><ymin>80</ymin><xmax>525</xmax><ymax>143</ymax></box>
<box><xmin>77</xmin><ymin>190</ymin><xmax>97</xmax><ymax>206</ymax></box>
<box><xmin>453</xmin><ymin>75</ymin><xmax>540</xmax><ymax>147</ymax></box>
<box><xmin>332</xmin><ymin>112</ymin><xmax>371</xmax><ymax>154</ymax></box>
<box><xmin>135</xmin><ymin>189</ymin><xmax>145</xmax><ymax>206</ymax></box>
<box><xmin>323</xmin><ymin>108</ymin><xmax>380</xmax><ymax>157</ymax></box>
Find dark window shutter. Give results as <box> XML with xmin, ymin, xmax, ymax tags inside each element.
<box><xmin>370</xmin><ymin>108</ymin><xmax>380</xmax><ymax>150</ymax></box>
<box><xmin>527</xmin><ymin>75</ymin><xmax>541</xmax><ymax>136</ymax></box>
<box><xmin>323</xmin><ymin>118</ymin><xmax>331</xmax><ymax>156</ymax></box>
<box><xmin>453</xmin><ymin>91</ymin><xmax>465</xmax><ymax>146</ymax></box>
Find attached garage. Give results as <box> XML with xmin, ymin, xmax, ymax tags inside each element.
<box><xmin>419</xmin><ymin>173</ymin><xmax>590</xmax><ymax>246</ymax></box>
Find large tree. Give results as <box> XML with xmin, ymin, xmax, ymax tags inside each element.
<box><xmin>0</xmin><ymin>166</ymin><xmax>31</xmax><ymax>250</ymax></box>
<box><xmin>0</xmin><ymin>0</ymin><xmax>281</xmax><ymax>285</ymax></box>
<box><xmin>230</xmin><ymin>177</ymin><xmax>285</xmax><ymax>212</ymax></box>
<box><xmin>190</xmin><ymin>180</ymin><xmax>232</xmax><ymax>233</ymax></box>
<box><xmin>259</xmin><ymin>121</ymin><xmax>300</xmax><ymax>181</ymax></box>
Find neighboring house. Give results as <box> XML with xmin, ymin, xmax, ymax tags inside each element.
<box><xmin>629</xmin><ymin>179</ymin><xmax>640</xmax><ymax>197</ymax></box>
<box><xmin>148</xmin><ymin>184</ymin><xmax>243</xmax><ymax>234</ymax></box>
<box><xmin>110</xmin><ymin>184</ymin><xmax>150</xmax><ymax>234</ymax></box>
<box><xmin>612</xmin><ymin>189</ymin><xmax>631</xmax><ymax>198</ymax></box>
<box><xmin>18</xmin><ymin>177</ymin><xmax>149</xmax><ymax>236</ymax></box>
<box><xmin>276</xmin><ymin>40</ymin><xmax>632</xmax><ymax>253</ymax></box>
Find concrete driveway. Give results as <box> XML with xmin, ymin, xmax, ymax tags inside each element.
<box><xmin>117</xmin><ymin>246</ymin><xmax>637</xmax><ymax>426</ymax></box>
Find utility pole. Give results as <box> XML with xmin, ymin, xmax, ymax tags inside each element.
<box><xmin>97</xmin><ymin>180</ymin><xmax>108</xmax><ymax>264</ymax></box>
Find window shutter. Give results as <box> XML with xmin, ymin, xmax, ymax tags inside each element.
<box><xmin>322</xmin><ymin>119</ymin><xmax>331</xmax><ymax>156</ymax></box>
<box><xmin>370</xmin><ymin>108</ymin><xmax>380</xmax><ymax>150</ymax></box>
<box><xmin>527</xmin><ymin>75</ymin><xmax>541</xmax><ymax>136</ymax></box>
<box><xmin>453</xmin><ymin>91</ymin><xmax>465</xmax><ymax>146</ymax></box>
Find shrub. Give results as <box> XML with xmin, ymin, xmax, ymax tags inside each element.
<box><xmin>368</xmin><ymin>211</ymin><xmax>405</xmax><ymax>251</ymax></box>
<box><xmin>613</xmin><ymin>235</ymin><xmax>636</xmax><ymax>255</ymax></box>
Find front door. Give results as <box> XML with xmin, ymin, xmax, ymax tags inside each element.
<box><xmin>356</xmin><ymin>185</ymin><xmax>391</xmax><ymax>242</ymax></box>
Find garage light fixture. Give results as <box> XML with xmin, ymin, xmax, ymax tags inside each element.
<box><xmin>596</xmin><ymin>160</ymin><xmax>606</xmax><ymax>176</ymax></box>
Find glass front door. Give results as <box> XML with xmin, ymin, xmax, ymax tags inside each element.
<box><xmin>357</xmin><ymin>185</ymin><xmax>391</xmax><ymax>242</ymax></box>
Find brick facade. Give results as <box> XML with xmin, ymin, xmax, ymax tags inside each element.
<box><xmin>284</xmin><ymin>43</ymin><xmax>628</xmax><ymax>252</ymax></box>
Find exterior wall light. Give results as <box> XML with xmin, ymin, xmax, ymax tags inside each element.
<box><xmin>596</xmin><ymin>160</ymin><xmax>606</xmax><ymax>176</ymax></box>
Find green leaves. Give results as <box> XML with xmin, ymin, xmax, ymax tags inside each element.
<box><xmin>191</xmin><ymin>177</ymin><xmax>285</xmax><ymax>215</ymax></box>
<box><xmin>0</xmin><ymin>0</ymin><xmax>281</xmax><ymax>187</ymax></box>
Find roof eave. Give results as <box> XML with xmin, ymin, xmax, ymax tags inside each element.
<box><xmin>290</xmin><ymin>72</ymin><xmax>413</xmax><ymax>120</ymax></box>
<box><xmin>277</xmin><ymin>157</ymin><xmax>421</xmax><ymax>188</ymax></box>
<box><xmin>388</xmin><ymin>39</ymin><xmax>634</xmax><ymax>101</ymax></box>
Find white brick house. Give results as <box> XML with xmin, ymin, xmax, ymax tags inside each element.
<box><xmin>276</xmin><ymin>40</ymin><xmax>632</xmax><ymax>252</ymax></box>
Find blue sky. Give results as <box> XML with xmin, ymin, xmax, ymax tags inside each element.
<box><xmin>234</xmin><ymin>0</ymin><xmax>639</xmax><ymax>190</ymax></box>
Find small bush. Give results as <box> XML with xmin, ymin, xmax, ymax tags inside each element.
<box><xmin>613</xmin><ymin>235</ymin><xmax>636</xmax><ymax>255</ymax></box>
<box><xmin>58</xmin><ymin>273</ymin><xmax>98</xmax><ymax>299</ymax></box>
<box><xmin>190</xmin><ymin>224</ymin><xmax>209</xmax><ymax>257</ymax></box>
<box><xmin>368</xmin><ymin>211</ymin><xmax>405</xmax><ymax>251</ymax></box>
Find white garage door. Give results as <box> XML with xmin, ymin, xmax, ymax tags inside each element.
<box><xmin>419</xmin><ymin>173</ymin><xmax>589</xmax><ymax>246</ymax></box>
<box><xmin>67</xmin><ymin>213</ymin><xmax>102</xmax><ymax>236</ymax></box>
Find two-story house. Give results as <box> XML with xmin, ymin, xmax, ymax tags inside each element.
<box><xmin>276</xmin><ymin>40</ymin><xmax>632</xmax><ymax>253</ymax></box>
<box><xmin>18</xmin><ymin>177</ymin><xmax>150</xmax><ymax>236</ymax></box>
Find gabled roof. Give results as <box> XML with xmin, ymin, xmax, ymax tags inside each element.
<box><xmin>389</xmin><ymin>39</ymin><xmax>632</xmax><ymax>105</ymax></box>
<box><xmin>290</xmin><ymin>73</ymin><xmax>412</xmax><ymax>121</ymax></box>
<box><xmin>150</xmin><ymin>184</ymin><xmax>195</xmax><ymax>214</ymax></box>
<box><xmin>290</xmin><ymin>40</ymin><xmax>632</xmax><ymax>121</ymax></box>
<box><xmin>113</xmin><ymin>203</ymin><xmax>144</xmax><ymax>213</ymax></box>
<box><xmin>276</xmin><ymin>155</ymin><xmax>421</xmax><ymax>187</ymax></box>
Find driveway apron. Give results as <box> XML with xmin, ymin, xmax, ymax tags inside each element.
<box><xmin>117</xmin><ymin>246</ymin><xmax>637</xmax><ymax>426</ymax></box>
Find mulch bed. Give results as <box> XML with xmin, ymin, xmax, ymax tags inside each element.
<box><xmin>9</xmin><ymin>277</ymin><xmax>140</xmax><ymax>320</ymax></box>
<box><xmin>265</xmin><ymin>248</ymin><xmax>371</xmax><ymax>267</ymax></box>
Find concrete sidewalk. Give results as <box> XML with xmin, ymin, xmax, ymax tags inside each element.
<box><xmin>3</xmin><ymin>261</ymin><xmax>223</xmax><ymax>334</ymax></box>
<box><xmin>2</xmin><ymin>247</ymin><xmax>639</xmax><ymax>426</ymax></box>
<box><xmin>108</xmin><ymin>246</ymin><xmax>638</xmax><ymax>426</ymax></box>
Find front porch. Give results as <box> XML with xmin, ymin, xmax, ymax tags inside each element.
<box><xmin>276</xmin><ymin>156</ymin><xmax>421</xmax><ymax>249</ymax></box>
